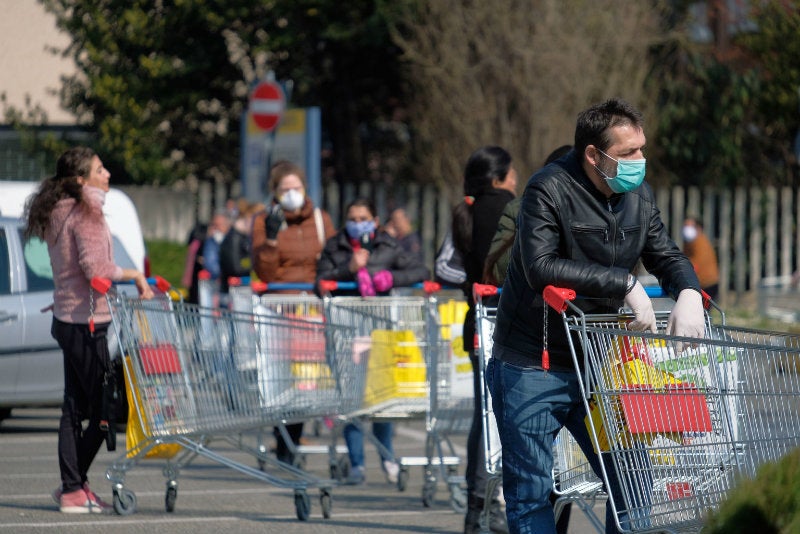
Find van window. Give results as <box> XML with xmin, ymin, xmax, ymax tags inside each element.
<box><xmin>112</xmin><ymin>236</ymin><xmax>136</xmax><ymax>269</ymax></box>
<box><xmin>0</xmin><ymin>229</ymin><xmax>9</xmax><ymax>295</ymax></box>
<box><xmin>19</xmin><ymin>232</ymin><xmax>54</xmax><ymax>292</ymax></box>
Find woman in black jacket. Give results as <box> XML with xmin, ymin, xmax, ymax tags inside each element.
<box><xmin>316</xmin><ymin>197</ymin><xmax>429</xmax><ymax>485</ymax></box>
<box><xmin>316</xmin><ymin>199</ymin><xmax>429</xmax><ymax>292</ymax></box>
<box><xmin>455</xmin><ymin>146</ymin><xmax>516</xmax><ymax>534</ymax></box>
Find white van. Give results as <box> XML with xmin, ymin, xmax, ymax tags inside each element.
<box><xmin>0</xmin><ymin>180</ymin><xmax>147</xmax><ymax>273</ymax></box>
<box><xmin>0</xmin><ymin>181</ymin><xmax>147</xmax><ymax>422</ymax></box>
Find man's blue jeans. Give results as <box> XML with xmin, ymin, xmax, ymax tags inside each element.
<box><xmin>486</xmin><ymin>346</ymin><xmax>651</xmax><ymax>534</ymax></box>
<box><xmin>343</xmin><ymin>420</ymin><xmax>394</xmax><ymax>468</ymax></box>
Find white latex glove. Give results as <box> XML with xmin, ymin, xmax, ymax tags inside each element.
<box><xmin>624</xmin><ymin>280</ymin><xmax>657</xmax><ymax>333</ymax></box>
<box><xmin>666</xmin><ymin>289</ymin><xmax>705</xmax><ymax>350</ymax></box>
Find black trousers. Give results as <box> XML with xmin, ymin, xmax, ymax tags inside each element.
<box><xmin>466</xmin><ymin>350</ymin><xmax>490</xmax><ymax>501</ymax></box>
<box><xmin>274</xmin><ymin>423</ymin><xmax>304</xmax><ymax>463</ymax></box>
<box><xmin>51</xmin><ymin>318</ymin><xmax>110</xmax><ymax>493</ymax></box>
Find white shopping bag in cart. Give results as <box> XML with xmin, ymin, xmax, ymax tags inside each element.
<box><xmin>438</xmin><ymin>300</ymin><xmax>473</xmax><ymax>399</ymax></box>
<box><xmin>448</xmin><ymin>322</ymin><xmax>474</xmax><ymax>399</ymax></box>
<box><xmin>647</xmin><ymin>336</ymin><xmax>740</xmax><ymax>442</ymax></box>
<box><xmin>253</xmin><ymin>305</ymin><xmax>294</xmax><ymax>408</ymax></box>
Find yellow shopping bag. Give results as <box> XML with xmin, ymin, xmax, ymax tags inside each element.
<box><xmin>291</xmin><ymin>362</ymin><xmax>333</xmax><ymax>391</ymax></box>
<box><xmin>124</xmin><ymin>356</ymin><xmax>182</xmax><ymax>459</ymax></box>
<box><xmin>363</xmin><ymin>330</ymin><xmax>427</xmax><ymax>407</ymax></box>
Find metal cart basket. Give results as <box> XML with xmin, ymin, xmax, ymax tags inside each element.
<box><xmin>96</xmin><ymin>277</ymin><xmax>355</xmax><ymax>521</ymax></box>
<box><xmin>320</xmin><ymin>282</ymin><xmax>464</xmax><ymax>510</ymax></box>
<box><xmin>543</xmin><ymin>284</ymin><xmax>800</xmax><ymax>533</ymax></box>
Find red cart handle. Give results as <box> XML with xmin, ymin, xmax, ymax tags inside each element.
<box><xmin>423</xmin><ymin>280</ymin><xmax>441</xmax><ymax>294</ymax></box>
<box><xmin>473</xmin><ymin>283</ymin><xmax>499</xmax><ymax>300</ymax></box>
<box><xmin>318</xmin><ymin>279</ymin><xmax>339</xmax><ymax>293</ymax></box>
<box><xmin>543</xmin><ymin>285</ymin><xmax>576</xmax><ymax>312</ymax></box>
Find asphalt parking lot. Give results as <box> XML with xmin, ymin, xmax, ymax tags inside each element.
<box><xmin>0</xmin><ymin>408</ymin><xmax>603</xmax><ymax>533</ymax></box>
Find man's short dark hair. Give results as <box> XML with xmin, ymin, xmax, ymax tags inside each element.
<box><xmin>574</xmin><ymin>98</ymin><xmax>644</xmax><ymax>157</ymax></box>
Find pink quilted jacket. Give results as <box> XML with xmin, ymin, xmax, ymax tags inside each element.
<box><xmin>45</xmin><ymin>186</ymin><xmax>123</xmax><ymax>324</ymax></box>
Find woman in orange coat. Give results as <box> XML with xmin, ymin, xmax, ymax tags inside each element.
<box><xmin>251</xmin><ymin>160</ymin><xmax>335</xmax><ymax>464</ymax></box>
<box><xmin>682</xmin><ymin>217</ymin><xmax>719</xmax><ymax>301</ymax></box>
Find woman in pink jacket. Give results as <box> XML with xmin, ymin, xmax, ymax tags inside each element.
<box><xmin>24</xmin><ymin>146</ymin><xmax>153</xmax><ymax>514</ymax></box>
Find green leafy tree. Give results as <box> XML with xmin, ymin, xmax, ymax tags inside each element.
<box><xmin>653</xmin><ymin>0</ymin><xmax>800</xmax><ymax>187</ymax></box>
<box><xmin>254</xmin><ymin>1</ymin><xmax>412</xmax><ymax>184</ymax></box>
<box><xmin>35</xmin><ymin>0</ymin><xmax>410</xmax><ymax>189</ymax></box>
<box><xmin>737</xmin><ymin>0</ymin><xmax>800</xmax><ymax>184</ymax></box>
<box><xmin>40</xmin><ymin>0</ymin><xmax>274</xmax><ymax>185</ymax></box>
<box><xmin>651</xmin><ymin>49</ymin><xmax>761</xmax><ymax>187</ymax></box>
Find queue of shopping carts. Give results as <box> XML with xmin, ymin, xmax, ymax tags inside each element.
<box><xmin>99</xmin><ymin>274</ymin><xmax>474</xmax><ymax>521</ymax></box>
<box><xmin>474</xmin><ymin>282</ymin><xmax>800</xmax><ymax>534</ymax></box>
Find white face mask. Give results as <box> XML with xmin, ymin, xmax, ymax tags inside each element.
<box><xmin>682</xmin><ymin>225</ymin><xmax>698</xmax><ymax>242</ymax></box>
<box><xmin>279</xmin><ymin>189</ymin><xmax>305</xmax><ymax>212</ymax></box>
<box><xmin>212</xmin><ymin>230</ymin><xmax>225</xmax><ymax>244</ymax></box>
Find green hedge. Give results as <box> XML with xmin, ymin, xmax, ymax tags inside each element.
<box><xmin>703</xmin><ymin>448</ymin><xmax>800</xmax><ymax>534</ymax></box>
<box><xmin>145</xmin><ymin>240</ymin><xmax>188</xmax><ymax>288</ymax></box>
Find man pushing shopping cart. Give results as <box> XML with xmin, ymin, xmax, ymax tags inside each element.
<box><xmin>487</xmin><ymin>98</ymin><xmax>706</xmax><ymax>534</ymax></box>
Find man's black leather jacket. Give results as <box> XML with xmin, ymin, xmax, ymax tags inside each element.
<box><xmin>493</xmin><ymin>151</ymin><xmax>701</xmax><ymax>370</ymax></box>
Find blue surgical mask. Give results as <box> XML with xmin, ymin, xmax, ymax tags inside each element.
<box><xmin>594</xmin><ymin>149</ymin><xmax>646</xmax><ymax>194</ymax></box>
<box><xmin>345</xmin><ymin>220</ymin><xmax>376</xmax><ymax>240</ymax></box>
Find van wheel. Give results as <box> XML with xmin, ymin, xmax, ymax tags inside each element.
<box><xmin>0</xmin><ymin>408</ymin><xmax>11</xmax><ymax>423</ymax></box>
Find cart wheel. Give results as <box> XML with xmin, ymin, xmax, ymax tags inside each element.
<box><xmin>449</xmin><ymin>484</ymin><xmax>467</xmax><ymax>514</ymax></box>
<box><xmin>294</xmin><ymin>490</ymin><xmax>311</xmax><ymax>521</ymax></box>
<box><xmin>319</xmin><ymin>489</ymin><xmax>332</xmax><ymax>519</ymax></box>
<box><xmin>165</xmin><ymin>485</ymin><xmax>177</xmax><ymax>512</ymax></box>
<box><xmin>421</xmin><ymin>480</ymin><xmax>437</xmax><ymax>507</ymax></box>
<box><xmin>113</xmin><ymin>488</ymin><xmax>137</xmax><ymax>516</ymax></box>
<box><xmin>397</xmin><ymin>467</ymin><xmax>410</xmax><ymax>492</ymax></box>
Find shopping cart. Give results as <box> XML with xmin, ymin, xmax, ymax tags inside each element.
<box><xmin>319</xmin><ymin>280</ymin><xmax>466</xmax><ymax>510</ymax></box>
<box><xmin>473</xmin><ymin>284</ymin><xmax>606</xmax><ymax>534</ymax></box>
<box><xmin>542</xmin><ymin>284</ymin><xmax>800</xmax><ymax>533</ymax></box>
<box><xmin>228</xmin><ymin>278</ymin><xmax>351</xmax><ymax>473</ymax></box>
<box><xmin>96</xmin><ymin>276</ymin><xmax>355</xmax><ymax>520</ymax></box>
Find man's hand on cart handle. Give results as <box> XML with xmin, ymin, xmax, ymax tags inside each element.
<box><xmin>666</xmin><ymin>288</ymin><xmax>705</xmax><ymax>352</ymax></box>
<box><xmin>624</xmin><ymin>279</ymin><xmax>657</xmax><ymax>333</ymax></box>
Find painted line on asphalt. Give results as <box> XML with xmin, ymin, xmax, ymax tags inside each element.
<box><xmin>0</xmin><ymin>454</ymin><xmax>52</xmax><ymax>462</ymax></box>
<box><xmin>0</xmin><ymin>516</ymin><xmax>240</xmax><ymax>529</ymax></box>
<box><xmin>8</xmin><ymin>487</ymin><xmax>286</xmax><ymax>502</ymax></box>
<box><xmin>0</xmin><ymin>435</ymin><xmax>57</xmax><ymax>445</ymax></box>
<box><xmin>394</xmin><ymin>424</ymin><xmax>467</xmax><ymax>456</ymax></box>
<box><xmin>0</xmin><ymin>508</ymin><xmax>456</xmax><ymax>529</ymax></box>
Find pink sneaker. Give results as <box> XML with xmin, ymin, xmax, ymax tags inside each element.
<box><xmin>83</xmin><ymin>482</ymin><xmax>113</xmax><ymax>514</ymax></box>
<box><xmin>59</xmin><ymin>488</ymin><xmax>92</xmax><ymax>514</ymax></box>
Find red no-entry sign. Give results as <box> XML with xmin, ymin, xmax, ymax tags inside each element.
<box><xmin>249</xmin><ymin>80</ymin><xmax>285</xmax><ymax>132</ymax></box>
